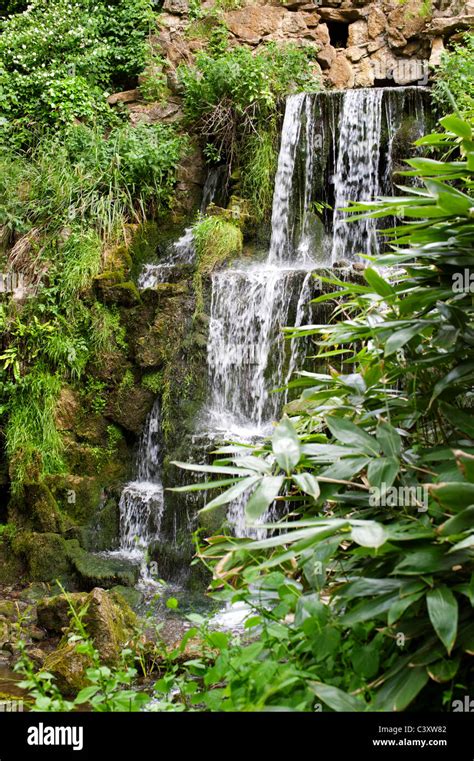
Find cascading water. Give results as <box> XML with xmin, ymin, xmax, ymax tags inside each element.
<box><xmin>114</xmin><ymin>399</ymin><xmax>164</xmax><ymax>580</ymax></box>
<box><xmin>125</xmin><ymin>85</ymin><xmax>430</xmax><ymax>558</ymax></box>
<box><xmin>331</xmin><ymin>89</ymin><xmax>384</xmax><ymax>262</ymax></box>
<box><xmin>203</xmin><ymin>86</ymin><xmax>429</xmax><ymax>536</ymax></box>
<box><xmin>138</xmin><ymin>228</ymin><xmax>195</xmax><ymax>289</ymax></box>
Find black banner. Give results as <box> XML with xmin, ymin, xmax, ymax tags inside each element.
<box><xmin>0</xmin><ymin>712</ymin><xmax>472</xmax><ymax>760</ymax></box>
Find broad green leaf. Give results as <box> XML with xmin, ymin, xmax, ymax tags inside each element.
<box><xmin>245</xmin><ymin>476</ymin><xmax>284</xmax><ymax>523</ymax></box>
<box><xmin>341</xmin><ymin>592</ymin><xmax>398</xmax><ymax>625</ymax></box>
<box><xmin>438</xmin><ymin>506</ymin><xmax>474</xmax><ymax>537</ymax></box>
<box><xmin>388</xmin><ymin>591</ymin><xmax>424</xmax><ymax>625</ymax></box>
<box><xmin>393</xmin><ymin>547</ymin><xmax>448</xmax><ymax>574</ymax></box>
<box><xmin>367</xmin><ymin>457</ymin><xmax>399</xmax><ymax>489</ymax></box>
<box><xmin>364</xmin><ymin>267</ymin><xmax>395</xmax><ymax>298</ymax></box>
<box><xmin>428</xmin><ymin>481</ymin><xmax>474</xmax><ymax>510</ymax></box>
<box><xmin>425</xmin><ymin>179</ymin><xmax>473</xmax><ymax>215</ymax></box>
<box><xmin>374</xmin><ymin>667</ymin><xmax>428</xmax><ymax>711</ymax></box>
<box><xmin>376</xmin><ymin>421</ymin><xmax>402</xmax><ymax>458</ymax></box>
<box><xmin>350</xmin><ymin>520</ymin><xmax>387</xmax><ymax>548</ymax></box>
<box><xmin>427</xmin><ymin>658</ymin><xmax>460</xmax><ymax>683</ymax></box>
<box><xmin>351</xmin><ymin>645</ymin><xmax>379</xmax><ymax>679</ymax></box>
<box><xmin>440</xmin><ymin>114</ymin><xmax>472</xmax><ymax>140</ymax></box>
<box><xmin>319</xmin><ymin>456</ymin><xmax>370</xmax><ymax>480</ymax></box>
<box><xmin>340</xmin><ymin>578</ymin><xmax>401</xmax><ymax>599</ymax></box>
<box><xmin>325</xmin><ymin>416</ymin><xmax>380</xmax><ymax>456</ymax></box>
<box><xmin>169</xmin><ymin>478</ymin><xmax>238</xmax><ymax>493</ymax></box>
<box><xmin>199</xmin><ymin>475</ymin><xmax>261</xmax><ymax>513</ymax></box>
<box><xmin>272</xmin><ymin>416</ymin><xmax>301</xmax><ymax>473</ymax></box>
<box><xmin>384</xmin><ymin>324</ymin><xmax>422</xmax><ymax>357</ymax></box>
<box><xmin>426</xmin><ymin>585</ymin><xmax>458</xmax><ymax>654</ymax></box>
<box><xmin>293</xmin><ymin>472</ymin><xmax>320</xmax><ymax>500</ymax></box>
<box><xmin>75</xmin><ymin>686</ymin><xmax>100</xmax><ymax>704</ymax></box>
<box><xmin>449</xmin><ymin>533</ymin><xmax>474</xmax><ymax>552</ymax></box>
<box><xmin>172</xmin><ymin>461</ymin><xmax>256</xmax><ymax>476</ymax></box>
<box><xmin>309</xmin><ymin>682</ymin><xmax>366</xmax><ymax>712</ymax></box>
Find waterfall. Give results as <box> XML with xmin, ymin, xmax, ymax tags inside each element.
<box><xmin>115</xmin><ymin>399</ymin><xmax>164</xmax><ymax>579</ymax></box>
<box><xmin>138</xmin><ymin>228</ymin><xmax>195</xmax><ymax>289</ymax></box>
<box><xmin>331</xmin><ymin>89</ymin><xmax>384</xmax><ymax>263</ymax></box>
<box><xmin>124</xmin><ymin>86</ymin><xmax>430</xmax><ymax>557</ymax></box>
<box><xmin>268</xmin><ymin>94</ymin><xmax>306</xmax><ymax>264</ymax></box>
<box><xmin>203</xmin><ymin>86</ymin><xmax>430</xmax><ymax>536</ymax></box>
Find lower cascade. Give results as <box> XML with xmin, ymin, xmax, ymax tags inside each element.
<box><xmin>113</xmin><ymin>399</ymin><xmax>164</xmax><ymax>580</ymax></box>
<box><xmin>120</xmin><ymin>85</ymin><xmax>430</xmax><ymax>561</ymax></box>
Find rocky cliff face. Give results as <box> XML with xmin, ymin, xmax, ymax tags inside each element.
<box><xmin>155</xmin><ymin>0</ymin><xmax>473</xmax><ymax>89</ymax></box>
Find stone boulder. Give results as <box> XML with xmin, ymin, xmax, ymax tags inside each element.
<box><xmin>225</xmin><ymin>5</ymin><xmax>285</xmax><ymax>43</ymax></box>
<box><xmin>41</xmin><ymin>588</ymin><xmax>138</xmax><ymax>695</ymax></box>
<box><xmin>327</xmin><ymin>53</ymin><xmax>355</xmax><ymax>89</ymax></box>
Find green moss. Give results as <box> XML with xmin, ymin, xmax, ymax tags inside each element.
<box><xmin>8</xmin><ymin>483</ymin><xmax>64</xmax><ymax>533</ymax></box>
<box><xmin>80</xmin><ymin>498</ymin><xmax>120</xmax><ymax>552</ymax></box>
<box><xmin>128</xmin><ymin>221</ymin><xmax>161</xmax><ymax>280</ymax></box>
<box><xmin>47</xmin><ymin>475</ymin><xmax>103</xmax><ymax>525</ymax></box>
<box><xmin>65</xmin><ymin>539</ymin><xmax>139</xmax><ymax>588</ymax></box>
<box><xmin>110</xmin><ymin>585</ymin><xmax>143</xmax><ymax>610</ymax></box>
<box><xmin>97</xmin><ymin>280</ymin><xmax>141</xmax><ymax>307</ymax></box>
<box><xmin>0</xmin><ymin>535</ymin><xmax>26</xmax><ymax>585</ymax></box>
<box><xmin>11</xmin><ymin>531</ymin><xmax>70</xmax><ymax>582</ymax></box>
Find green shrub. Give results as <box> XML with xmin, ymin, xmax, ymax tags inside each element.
<box><xmin>179</xmin><ymin>43</ymin><xmax>320</xmax><ymax>168</ymax></box>
<box><xmin>241</xmin><ymin>128</ymin><xmax>278</xmax><ymax>222</ymax></box>
<box><xmin>0</xmin><ymin>0</ymin><xmax>153</xmax><ymax>143</ymax></box>
<box><xmin>434</xmin><ymin>32</ymin><xmax>474</xmax><ymax>120</ymax></box>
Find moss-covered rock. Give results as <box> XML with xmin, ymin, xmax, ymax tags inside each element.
<box><xmin>42</xmin><ymin>642</ymin><xmax>91</xmax><ymax>695</ymax></box>
<box><xmin>96</xmin><ymin>277</ymin><xmax>141</xmax><ymax>307</ymax></box>
<box><xmin>107</xmin><ymin>385</ymin><xmax>155</xmax><ymax>434</ymax></box>
<box><xmin>8</xmin><ymin>483</ymin><xmax>64</xmax><ymax>534</ymax></box>
<box><xmin>37</xmin><ymin>593</ymin><xmax>87</xmax><ymax>633</ymax></box>
<box><xmin>110</xmin><ymin>585</ymin><xmax>143</xmax><ymax>610</ymax></box>
<box><xmin>80</xmin><ymin>498</ymin><xmax>120</xmax><ymax>552</ymax></box>
<box><xmin>42</xmin><ymin>587</ymin><xmax>138</xmax><ymax>694</ymax></box>
<box><xmin>65</xmin><ymin>540</ymin><xmax>139</xmax><ymax>588</ymax></box>
<box><xmin>48</xmin><ymin>475</ymin><xmax>104</xmax><ymax>525</ymax></box>
<box><xmin>0</xmin><ymin>537</ymin><xmax>25</xmax><ymax>584</ymax></box>
<box><xmin>11</xmin><ymin>532</ymin><xmax>70</xmax><ymax>583</ymax></box>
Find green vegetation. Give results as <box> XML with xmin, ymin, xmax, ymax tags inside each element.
<box><xmin>171</xmin><ymin>115</ymin><xmax>474</xmax><ymax>711</ymax></box>
<box><xmin>0</xmin><ymin>0</ymin><xmax>154</xmax><ymax>146</ymax></box>
<box><xmin>15</xmin><ymin>587</ymin><xmax>149</xmax><ymax>711</ymax></box>
<box><xmin>192</xmin><ymin>214</ymin><xmax>243</xmax><ymax>312</ymax></box>
<box><xmin>193</xmin><ymin>214</ymin><xmax>243</xmax><ymax>275</ymax></box>
<box><xmin>180</xmin><ymin>41</ymin><xmax>320</xmax><ymax>220</ymax></box>
<box><xmin>434</xmin><ymin>33</ymin><xmax>474</xmax><ymax>122</ymax></box>
<box><xmin>0</xmin><ymin>1</ymin><xmax>186</xmax><ymax>494</ymax></box>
